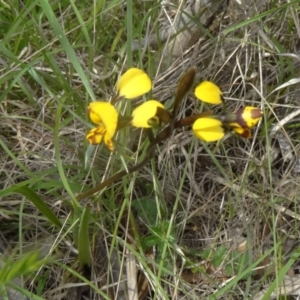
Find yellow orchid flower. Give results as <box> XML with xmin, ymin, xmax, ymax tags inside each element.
<box><xmin>131</xmin><ymin>100</ymin><xmax>167</xmax><ymax>128</ymax></box>
<box><xmin>194</xmin><ymin>81</ymin><xmax>223</xmax><ymax>104</ymax></box>
<box><xmin>225</xmin><ymin>106</ymin><xmax>263</xmax><ymax>138</ymax></box>
<box><xmin>117</xmin><ymin>68</ymin><xmax>152</xmax><ymax>99</ymax></box>
<box><xmin>232</xmin><ymin>106</ymin><xmax>263</xmax><ymax>128</ymax></box>
<box><xmin>86</xmin><ymin>125</ymin><xmax>113</xmax><ymax>151</ymax></box>
<box><xmin>229</xmin><ymin>124</ymin><xmax>251</xmax><ymax>138</ymax></box>
<box><xmin>86</xmin><ymin>101</ymin><xmax>118</xmax><ymax>151</ymax></box>
<box><xmin>192</xmin><ymin>118</ymin><xmax>225</xmax><ymax>142</ymax></box>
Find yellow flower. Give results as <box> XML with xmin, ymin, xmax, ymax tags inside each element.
<box><xmin>229</xmin><ymin>124</ymin><xmax>251</xmax><ymax>138</ymax></box>
<box><xmin>117</xmin><ymin>68</ymin><xmax>152</xmax><ymax>99</ymax></box>
<box><xmin>192</xmin><ymin>118</ymin><xmax>225</xmax><ymax>142</ymax></box>
<box><xmin>86</xmin><ymin>101</ymin><xmax>118</xmax><ymax>151</ymax></box>
<box><xmin>194</xmin><ymin>81</ymin><xmax>224</xmax><ymax>104</ymax></box>
<box><xmin>131</xmin><ymin>100</ymin><xmax>166</xmax><ymax>128</ymax></box>
<box><xmin>225</xmin><ymin>106</ymin><xmax>262</xmax><ymax>138</ymax></box>
<box><xmin>86</xmin><ymin>125</ymin><xmax>113</xmax><ymax>151</ymax></box>
<box><xmin>232</xmin><ymin>106</ymin><xmax>263</xmax><ymax>128</ymax></box>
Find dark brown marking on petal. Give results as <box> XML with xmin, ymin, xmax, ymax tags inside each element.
<box><xmin>235</xmin><ymin>107</ymin><xmax>248</xmax><ymax>128</ymax></box>
<box><xmin>250</xmin><ymin>108</ymin><xmax>263</xmax><ymax>119</ymax></box>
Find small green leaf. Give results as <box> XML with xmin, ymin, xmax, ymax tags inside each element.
<box><xmin>0</xmin><ymin>252</ymin><xmax>47</xmax><ymax>285</ymax></box>
<box><xmin>14</xmin><ymin>186</ymin><xmax>62</xmax><ymax>229</ymax></box>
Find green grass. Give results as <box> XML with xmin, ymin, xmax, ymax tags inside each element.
<box><xmin>1</xmin><ymin>0</ymin><xmax>300</xmax><ymax>299</ymax></box>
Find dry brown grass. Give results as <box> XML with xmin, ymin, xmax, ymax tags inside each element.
<box><xmin>1</xmin><ymin>0</ymin><xmax>300</xmax><ymax>299</ymax></box>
